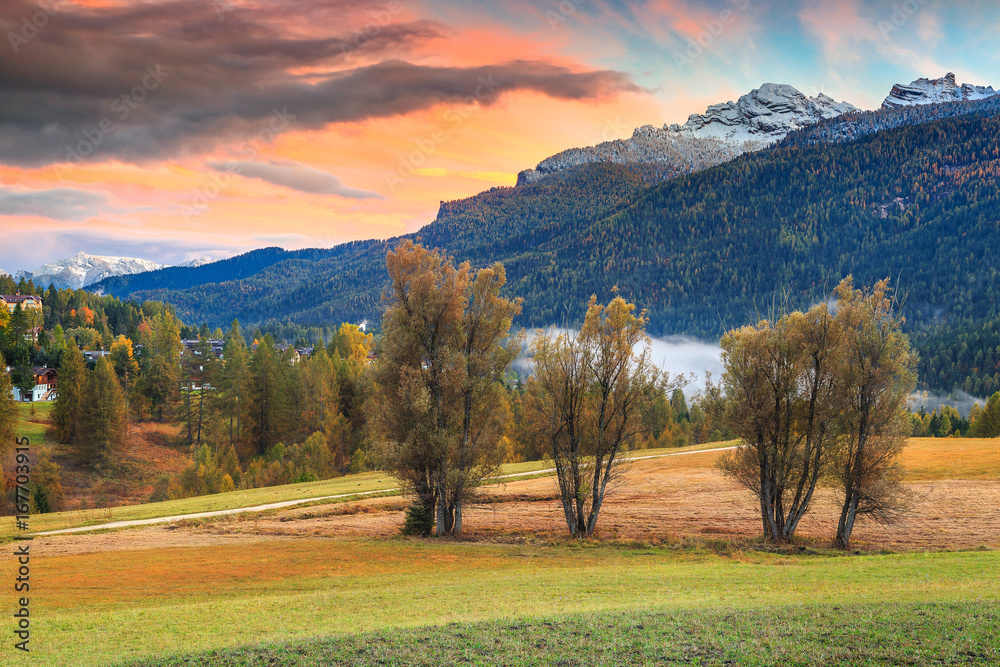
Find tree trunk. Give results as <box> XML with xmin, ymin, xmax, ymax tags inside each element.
<box><xmin>196</xmin><ymin>382</ymin><xmax>204</xmax><ymax>447</ymax></box>
<box><xmin>835</xmin><ymin>492</ymin><xmax>859</xmax><ymax>549</ymax></box>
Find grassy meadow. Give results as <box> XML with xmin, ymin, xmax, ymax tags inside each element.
<box><xmin>27</xmin><ymin>540</ymin><xmax>1000</xmax><ymax>666</ymax></box>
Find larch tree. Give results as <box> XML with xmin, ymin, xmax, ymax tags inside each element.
<box><xmin>78</xmin><ymin>357</ymin><xmax>128</xmax><ymax>466</ymax></box>
<box><xmin>143</xmin><ymin>312</ymin><xmax>181</xmax><ymax>421</ymax></box>
<box><xmin>831</xmin><ymin>278</ymin><xmax>916</xmax><ymax>549</ymax></box>
<box><xmin>221</xmin><ymin>320</ymin><xmax>249</xmax><ymax>450</ymax></box>
<box><xmin>368</xmin><ymin>241</ymin><xmax>521</xmax><ymax>536</ymax></box>
<box><xmin>109</xmin><ymin>335</ymin><xmax>140</xmax><ymax>424</ymax></box>
<box><xmin>525</xmin><ymin>296</ymin><xmax>666</xmax><ymax>537</ymax></box>
<box><xmin>241</xmin><ymin>335</ymin><xmax>289</xmax><ymax>458</ymax></box>
<box><xmin>52</xmin><ymin>343</ymin><xmax>87</xmax><ymax>444</ymax></box>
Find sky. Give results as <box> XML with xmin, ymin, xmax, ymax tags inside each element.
<box><xmin>1</xmin><ymin>0</ymin><xmax>999</xmax><ymax>274</ymax></box>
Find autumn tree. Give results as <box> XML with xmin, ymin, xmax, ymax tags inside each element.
<box><xmin>708</xmin><ymin>299</ymin><xmax>842</xmax><ymax>543</ymax></box>
<box><xmin>368</xmin><ymin>241</ymin><xmax>521</xmax><ymax>536</ymax></box>
<box><xmin>241</xmin><ymin>335</ymin><xmax>291</xmax><ymax>458</ymax></box>
<box><xmin>830</xmin><ymin>278</ymin><xmax>916</xmax><ymax>549</ymax></box>
<box><xmin>298</xmin><ymin>347</ymin><xmax>351</xmax><ymax>471</ymax></box>
<box><xmin>143</xmin><ymin>312</ymin><xmax>181</xmax><ymax>420</ymax></box>
<box><xmin>78</xmin><ymin>357</ymin><xmax>128</xmax><ymax>466</ymax></box>
<box><xmin>525</xmin><ymin>296</ymin><xmax>666</xmax><ymax>537</ymax></box>
<box><xmin>52</xmin><ymin>344</ymin><xmax>87</xmax><ymax>444</ymax></box>
<box><xmin>971</xmin><ymin>391</ymin><xmax>1000</xmax><ymax>437</ymax></box>
<box><xmin>109</xmin><ymin>334</ymin><xmax>140</xmax><ymax>421</ymax></box>
<box><xmin>220</xmin><ymin>320</ymin><xmax>250</xmax><ymax>449</ymax></box>
<box><xmin>330</xmin><ymin>322</ymin><xmax>374</xmax><ymax>366</ymax></box>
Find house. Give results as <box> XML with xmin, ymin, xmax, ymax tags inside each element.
<box><xmin>83</xmin><ymin>350</ymin><xmax>113</xmax><ymax>363</ymax></box>
<box><xmin>182</xmin><ymin>339</ymin><xmax>225</xmax><ymax>359</ymax></box>
<box><xmin>8</xmin><ymin>367</ymin><xmax>58</xmax><ymax>402</ymax></box>
<box><xmin>1</xmin><ymin>294</ymin><xmax>43</xmax><ymax>313</ymax></box>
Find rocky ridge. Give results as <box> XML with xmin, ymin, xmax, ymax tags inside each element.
<box><xmin>882</xmin><ymin>73</ymin><xmax>996</xmax><ymax>109</ymax></box>
<box><xmin>518</xmin><ymin>83</ymin><xmax>858</xmax><ymax>186</ymax></box>
<box><xmin>16</xmin><ymin>252</ymin><xmax>213</xmax><ymax>290</ymax></box>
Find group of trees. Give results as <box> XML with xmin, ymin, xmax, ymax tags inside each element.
<box><xmin>707</xmin><ymin>279</ymin><xmax>916</xmax><ymax>548</ymax></box>
<box><xmin>366</xmin><ymin>247</ymin><xmax>920</xmax><ymax>548</ymax></box>
<box><xmin>366</xmin><ymin>242</ymin><xmax>703</xmax><ymax>539</ymax></box>
<box><xmin>907</xmin><ymin>390</ymin><xmax>1000</xmax><ymax>438</ymax></box>
<box><xmin>165</xmin><ymin>322</ymin><xmax>371</xmax><ymax>499</ymax></box>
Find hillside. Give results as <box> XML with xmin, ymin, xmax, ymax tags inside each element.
<box><xmin>97</xmin><ymin>106</ymin><xmax>1000</xmax><ymax>392</ymax></box>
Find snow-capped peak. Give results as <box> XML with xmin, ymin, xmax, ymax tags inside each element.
<box><xmin>515</xmin><ymin>83</ymin><xmax>858</xmax><ymax>186</ymax></box>
<box><xmin>666</xmin><ymin>83</ymin><xmax>860</xmax><ymax>144</ymax></box>
<box><xmin>14</xmin><ymin>252</ymin><xmax>215</xmax><ymax>290</ymax></box>
<box><xmin>881</xmin><ymin>73</ymin><xmax>997</xmax><ymax>109</ymax></box>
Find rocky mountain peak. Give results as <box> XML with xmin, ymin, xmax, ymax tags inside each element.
<box><xmin>881</xmin><ymin>73</ymin><xmax>997</xmax><ymax>109</ymax></box>
<box><xmin>516</xmin><ymin>83</ymin><xmax>857</xmax><ymax>186</ymax></box>
<box><xmin>666</xmin><ymin>83</ymin><xmax>859</xmax><ymax>143</ymax></box>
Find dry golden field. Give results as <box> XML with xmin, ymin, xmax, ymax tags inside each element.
<box><xmin>33</xmin><ymin>436</ymin><xmax>1000</xmax><ymax>558</ymax></box>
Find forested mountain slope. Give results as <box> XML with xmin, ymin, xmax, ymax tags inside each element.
<box><xmin>108</xmin><ymin>109</ymin><xmax>1000</xmax><ymax>392</ymax></box>
<box><xmin>122</xmin><ymin>162</ymin><xmax>658</xmax><ymax>329</ymax></box>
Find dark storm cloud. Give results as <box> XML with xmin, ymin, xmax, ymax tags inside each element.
<box><xmin>0</xmin><ymin>0</ymin><xmax>641</xmax><ymax>166</ymax></box>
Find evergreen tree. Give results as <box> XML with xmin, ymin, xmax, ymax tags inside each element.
<box><xmin>78</xmin><ymin>358</ymin><xmax>127</xmax><ymax>466</ymax></box>
<box><xmin>52</xmin><ymin>344</ymin><xmax>87</xmax><ymax>443</ymax></box>
<box><xmin>0</xmin><ymin>353</ymin><xmax>18</xmax><ymax>446</ymax></box>
<box><xmin>221</xmin><ymin>320</ymin><xmax>249</xmax><ymax>450</ymax></box>
<box><xmin>241</xmin><ymin>335</ymin><xmax>288</xmax><ymax>458</ymax></box>
<box><xmin>143</xmin><ymin>311</ymin><xmax>181</xmax><ymax>421</ymax></box>
<box><xmin>972</xmin><ymin>391</ymin><xmax>1000</xmax><ymax>437</ymax></box>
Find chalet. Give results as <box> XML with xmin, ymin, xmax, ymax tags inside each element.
<box><xmin>182</xmin><ymin>339</ymin><xmax>225</xmax><ymax>359</ymax></box>
<box><xmin>83</xmin><ymin>350</ymin><xmax>112</xmax><ymax>363</ymax></box>
<box><xmin>7</xmin><ymin>366</ymin><xmax>58</xmax><ymax>402</ymax></box>
<box><xmin>1</xmin><ymin>294</ymin><xmax>43</xmax><ymax>313</ymax></box>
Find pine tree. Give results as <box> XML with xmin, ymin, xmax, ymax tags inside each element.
<box><xmin>78</xmin><ymin>358</ymin><xmax>127</xmax><ymax>466</ymax></box>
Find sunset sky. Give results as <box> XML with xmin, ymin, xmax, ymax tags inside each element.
<box><xmin>1</xmin><ymin>0</ymin><xmax>998</xmax><ymax>274</ymax></box>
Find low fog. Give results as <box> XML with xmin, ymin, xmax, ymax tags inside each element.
<box><xmin>516</xmin><ymin>328</ymin><xmax>723</xmax><ymax>399</ymax></box>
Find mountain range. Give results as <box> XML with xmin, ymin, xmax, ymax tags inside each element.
<box><xmin>15</xmin><ymin>252</ymin><xmax>212</xmax><ymax>291</ymax></box>
<box><xmin>80</xmin><ymin>72</ymin><xmax>1000</xmax><ymax>396</ymax></box>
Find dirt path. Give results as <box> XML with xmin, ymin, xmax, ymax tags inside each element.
<box><xmin>33</xmin><ymin>446</ymin><xmax>739</xmax><ymax>537</ymax></box>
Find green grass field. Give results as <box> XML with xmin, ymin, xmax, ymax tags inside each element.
<box><xmin>121</xmin><ymin>602</ymin><xmax>999</xmax><ymax>666</ymax></box>
<box><xmin>24</xmin><ymin>540</ymin><xmax>1000</xmax><ymax>666</ymax></box>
